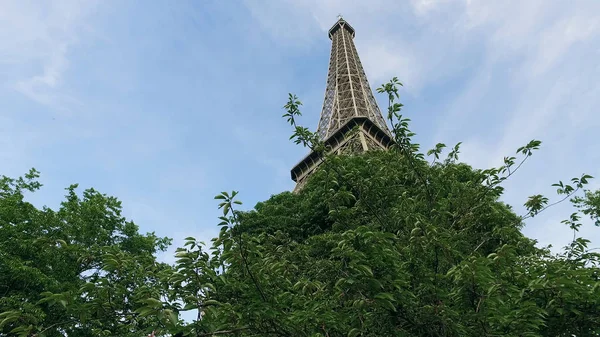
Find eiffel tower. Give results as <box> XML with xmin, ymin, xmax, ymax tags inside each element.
<box><xmin>290</xmin><ymin>17</ymin><xmax>394</xmax><ymax>192</ymax></box>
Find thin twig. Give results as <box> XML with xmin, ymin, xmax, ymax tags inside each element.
<box><xmin>229</xmin><ymin>206</ymin><xmax>267</xmax><ymax>303</ymax></box>
<box><xmin>197</xmin><ymin>327</ymin><xmax>251</xmax><ymax>336</ymax></box>
<box><xmin>520</xmin><ymin>187</ymin><xmax>580</xmax><ymax>220</ymax></box>
<box><xmin>34</xmin><ymin>319</ymin><xmax>76</xmax><ymax>336</ymax></box>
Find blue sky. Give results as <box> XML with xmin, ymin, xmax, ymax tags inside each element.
<box><xmin>2</xmin><ymin>0</ymin><xmax>599</xmax><ymax>261</ymax></box>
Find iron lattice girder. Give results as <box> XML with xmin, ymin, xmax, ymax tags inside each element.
<box><xmin>316</xmin><ymin>19</ymin><xmax>390</xmax><ymax>141</ymax></box>
<box><xmin>290</xmin><ymin>117</ymin><xmax>394</xmax><ymax>184</ymax></box>
<box><xmin>290</xmin><ymin>18</ymin><xmax>393</xmax><ymax>192</ymax></box>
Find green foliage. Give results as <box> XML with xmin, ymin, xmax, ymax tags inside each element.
<box><xmin>164</xmin><ymin>78</ymin><xmax>597</xmax><ymax>336</ymax></box>
<box><xmin>2</xmin><ymin>77</ymin><xmax>600</xmax><ymax>336</ymax></box>
<box><xmin>573</xmin><ymin>189</ymin><xmax>600</xmax><ymax>227</ymax></box>
<box><xmin>0</xmin><ymin>169</ymin><xmax>171</xmax><ymax>336</ymax></box>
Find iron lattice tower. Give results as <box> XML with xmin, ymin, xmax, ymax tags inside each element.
<box><xmin>291</xmin><ymin>18</ymin><xmax>394</xmax><ymax>192</ymax></box>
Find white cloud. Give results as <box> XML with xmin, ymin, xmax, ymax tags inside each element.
<box><xmin>0</xmin><ymin>0</ymin><xmax>100</xmax><ymax>111</ymax></box>
<box><xmin>410</xmin><ymin>0</ymin><xmax>444</xmax><ymax>16</ymax></box>
<box><xmin>359</xmin><ymin>42</ymin><xmax>421</xmax><ymax>90</ymax></box>
<box><xmin>530</xmin><ymin>14</ymin><xmax>599</xmax><ymax>76</ymax></box>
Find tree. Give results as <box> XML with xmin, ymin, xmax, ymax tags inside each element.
<box><xmin>152</xmin><ymin>78</ymin><xmax>598</xmax><ymax>336</ymax></box>
<box><xmin>0</xmin><ymin>170</ymin><xmax>172</xmax><ymax>336</ymax></box>
<box><xmin>2</xmin><ymin>77</ymin><xmax>599</xmax><ymax>336</ymax></box>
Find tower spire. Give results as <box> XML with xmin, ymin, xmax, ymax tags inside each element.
<box><xmin>290</xmin><ymin>18</ymin><xmax>393</xmax><ymax>192</ymax></box>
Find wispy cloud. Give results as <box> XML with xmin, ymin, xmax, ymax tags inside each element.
<box><xmin>14</xmin><ymin>41</ymin><xmax>77</xmax><ymax>109</ymax></box>
<box><xmin>1</xmin><ymin>0</ymin><xmax>101</xmax><ymax>111</ymax></box>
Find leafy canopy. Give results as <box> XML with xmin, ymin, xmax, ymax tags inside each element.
<box><xmin>1</xmin><ymin>77</ymin><xmax>599</xmax><ymax>337</ymax></box>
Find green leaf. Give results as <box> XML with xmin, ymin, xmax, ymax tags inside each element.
<box><xmin>348</xmin><ymin>328</ymin><xmax>361</xmax><ymax>337</ymax></box>
<box><xmin>203</xmin><ymin>300</ymin><xmax>222</xmax><ymax>307</ymax></box>
<box><xmin>223</xmin><ymin>203</ymin><xmax>230</xmax><ymax>216</ymax></box>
